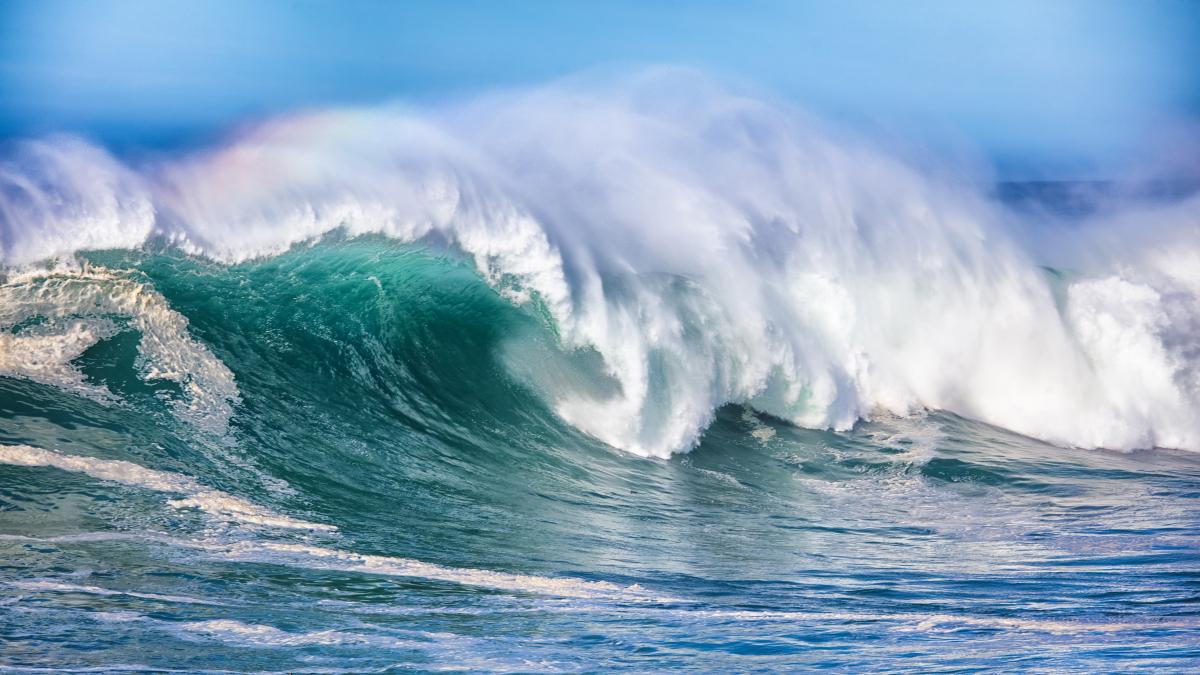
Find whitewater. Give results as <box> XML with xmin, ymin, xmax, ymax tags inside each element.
<box><xmin>1</xmin><ymin>73</ymin><xmax>1198</xmax><ymax>671</ymax></box>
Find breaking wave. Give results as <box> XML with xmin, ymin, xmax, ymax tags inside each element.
<box><xmin>2</xmin><ymin>71</ymin><xmax>1198</xmax><ymax>456</ymax></box>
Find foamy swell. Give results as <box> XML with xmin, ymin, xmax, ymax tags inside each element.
<box><xmin>1</xmin><ymin>72</ymin><xmax>1197</xmax><ymax>455</ymax></box>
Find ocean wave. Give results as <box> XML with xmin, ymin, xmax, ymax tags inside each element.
<box><xmin>1</xmin><ymin>71</ymin><xmax>1198</xmax><ymax>456</ymax></box>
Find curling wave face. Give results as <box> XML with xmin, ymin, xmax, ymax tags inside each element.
<box><xmin>2</xmin><ymin>71</ymin><xmax>1199</xmax><ymax>456</ymax></box>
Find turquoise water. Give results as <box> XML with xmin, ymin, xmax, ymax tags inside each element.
<box><xmin>2</xmin><ymin>240</ymin><xmax>1198</xmax><ymax>671</ymax></box>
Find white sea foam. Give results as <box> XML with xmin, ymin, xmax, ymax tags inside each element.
<box><xmin>9</xmin><ymin>580</ymin><xmax>221</xmax><ymax>605</ymax></box>
<box><xmin>177</xmin><ymin>619</ymin><xmax>421</xmax><ymax>649</ymax></box>
<box><xmin>0</xmin><ymin>530</ymin><xmax>664</xmax><ymax>602</ymax></box>
<box><xmin>667</xmin><ymin>607</ymin><xmax>1197</xmax><ymax>635</ymax></box>
<box><xmin>0</xmin><ymin>444</ymin><xmax>333</xmax><ymax>531</ymax></box>
<box><xmin>0</xmin><ymin>267</ymin><xmax>239</xmax><ymax>434</ymax></box>
<box><xmin>0</xmin><ymin>316</ymin><xmax>120</xmax><ymax>400</ymax></box>
<box><xmin>742</xmin><ymin>409</ymin><xmax>777</xmax><ymax>445</ymax></box>
<box><xmin>1</xmin><ymin>70</ymin><xmax>1197</xmax><ymax>456</ymax></box>
<box><xmin>199</xmin><ymin>540</ymin><xmax>664</xmax><ymax>601</ymax></box>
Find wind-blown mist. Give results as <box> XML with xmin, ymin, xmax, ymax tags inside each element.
<box><xmin>3</xmin><ymin>73</ymin><xmax>1199</xmax><ymax>457</ymax></box>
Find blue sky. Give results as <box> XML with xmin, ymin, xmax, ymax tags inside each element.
<box><xmin>1</xmin><ymin>0</ymin><xmax>1197</xmax><ymax>175</ymax></box>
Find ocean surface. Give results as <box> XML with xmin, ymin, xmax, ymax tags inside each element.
<box><xmin>1</xmin><ymin>78</ymin><xmax>1199</xmax><ymax>671</ymax></box>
